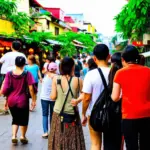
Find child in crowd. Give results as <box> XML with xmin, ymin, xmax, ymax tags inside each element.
<box><xmin>25</xmin><ymin>55</ymin><xmax>42</xmax><ymax>88</ymax></box>
<box><xmin>40</xmin><ymin>62</ymin><xmax>57</xmax><ymax>139</ymax></box>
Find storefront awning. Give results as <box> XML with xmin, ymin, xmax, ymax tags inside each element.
<box><xmin>142</xmin><ymin>51</ymin><xmax>150</xmax><ymax>58</ymax></box>
<box><xmin>45</xmin><ymin>39</ymin><xmax>63</xmax><ymax>46</ymax></box>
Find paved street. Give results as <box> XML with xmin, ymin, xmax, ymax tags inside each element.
<box><xmin>0</xmin><ymin>88</ymin><xmax>91</xmax><ymax>150</ymax></box>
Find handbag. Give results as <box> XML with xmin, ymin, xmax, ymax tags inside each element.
<box><xmin>58</xmin><ymin>77</ymin><xmax>77</xmax><ymax>124</ymax></box>
<box><xmin>90</xmin><ymin>68</ymin><xmax>121</xmax><ymax>132</ymax></box>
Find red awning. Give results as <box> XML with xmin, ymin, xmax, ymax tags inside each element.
<box><xmin>0</xmin><ymin>40</ymin><xmax>12</xmax><ymax>47</ymax></box>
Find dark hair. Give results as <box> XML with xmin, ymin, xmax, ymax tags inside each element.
<box><xmin>15</xmin><ymin>56</ymin><xmax>26</xmax><ymax>67</ymax></box>
<box><xmin>122</xmin><ymin>45</ymin><xmax>140</xmax><ymax>63</ymax></box>
<box><xmin>47</xmin><ymin>56</ymin><xmax>55</xmax><ymax>63</ymax></box>
<box><xmin>83</xmin><ymin>60</ymin><xmax>86</xmax><ymax>64</ymax></box>
<box><xmin>138</xmin><ymin>55</ymin><xmax>145</xmax><ymax>66</ymax></box>
<box><xmin>28</xmin><ymin>55</ymin><xmax>37</xmax><ymax>64</ymax></box>
<box><xmin>88</xmin><ymin>58</ymin><xmax>97</xmax><ymax>71</ymax></box>
<box><xmin>60</xmin><ymin>57</ymin><xmax>75</xmax><ymax>75</ymax></box>
<box><xmin>72</xmin><ymin>55</ymin><xmax>77</xmax><ymax>59</ymax></box>
<box><xmin>56</xmin><ymin>56</ymin><xmax>61</xmax><ymax>60</ymax></box>
<box><xmin>12</xmin><ymin>40</ymin><xmax>22</xmax><ymax>51</ymax></box>
<box><xmin>93</xmin><ymin>44</ymin><xmax>109</xmax><ymax>60</ymax></box>
<box><xmin>109</xmin><ymin>52</ymin><xmax>123</xmax><ymax>89</ymax></box>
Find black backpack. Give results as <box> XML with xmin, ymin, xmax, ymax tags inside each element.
<box><xmin>90</xmin><ymin>68</ymin><xmax>121</xmax><ymax>132</ymax></box>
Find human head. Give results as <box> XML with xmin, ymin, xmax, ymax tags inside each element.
<box><xmin>12</xmin><ymin>40</ymin><xmax>22</xmax><ymax>51</ymax></box>
<box><xmin>88</xmin><ymin>58</ymin><xmax>97</xmax><ymax>71</ymax></box>
<box><xmin>46</xmin><ymin>56</ymin><xmax>55</xmax><ymax>63</ymax></box>
<box><xmin>15</xmin><ymin>56</ymin><xmax>26</xmax><ymax>68</ymax></box>
<box><xmin>72</xmin><ymin>55</ymin><xmax>77</xmax><ymax>60</ymax></box>
<box><xmin>138</xmin><ymin>55</ymin><xmax>145</xmax><ymax>66</ymax></box>
<box><xmin>47</xmin><ymin>62</ymin><xmax>57</xmax><ymax>73</ymax></box>
<box><xmin>56</xmin><ymin>56</ymin><xmax>61</xmax><ymax>60</ymax></box>
<box><xmin>122</xmin><ymin>45</ymin><xmax>140</xmax><ymax>66</ymax></box>
<box><xmin>93</xmin><ymin>44</ymin><xmax>110</xmax><ymax>64</ymax></box>
<box><xmin>111</xmin><ymin>52</ymin><xmax>122</xmax><ymax>69</ymax></box>
<box><xmin>60</xmin><ymin>57</ymin><xmax>75</xmax><ymax>76</ymax></box>
<box><xmin>83</xmin><ymin>60</ymin><xmax>86</xmax><ymax>65</ymax></box>
<box><xmin>28</xmin><ymin>55</ymin><xmax>36</xmax><ymax>65</ymax></box>
<box><xmin>109</xmin><ymin>52</ymin><xmax>123</xmax><ymax>88</ymax></box>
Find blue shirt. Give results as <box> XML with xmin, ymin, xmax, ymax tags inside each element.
<box><xmin>25</xmin><ymin>64</ymin><xmax>39</xmax><ymax>83</ymax></box>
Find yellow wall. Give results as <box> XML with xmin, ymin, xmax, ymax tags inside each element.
<box><xmin>0</xmin><ymin>19</ymin><xmax>14</xmax><ymax>34</ymax></box>
<box><xmin>49</xmin><ymin>22</ymin><xmax>64</xmax><ymax>35</ymax></box>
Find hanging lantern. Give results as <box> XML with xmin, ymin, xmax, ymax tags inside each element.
<box><xmin>6</xmin><ymin>47</ymin><xmax>10</xmax><ymax>50</ymax></box>
<box><xmin>29</xmin><ymin>48</ymin><xmax>34</xmax><ymax>54</ymax></box>
<box><xmin>43</xmin><ymin>53</ymin><xmax>47</xmax><ymax>58</ymax></box>
<box><xmin>132</xmin><ymin>41</ymin><xmax>144</xmax><ymax>47</ymax></box>
<box><xmin>0</xmin><ymin>47</ymin><xmax>4</xmax><ymax>53</ymax></box>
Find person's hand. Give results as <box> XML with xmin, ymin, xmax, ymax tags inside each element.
<box><xmin>30</xmin><ymin>101</ymin><xmax>36</xmax><ymax>111</ymax></box>
<box><xmin>71</xmin><ymin>99</ymin><xmax>79</xmax><ymax>106</ymax></box>
<box><xmin>40</xmin><ymin>78</ymin><xmax>43</xmax><ymax>83</ymax></box>
<box><xmin>82</xmin><ymin>115</ymin><xmax>88</xmax><ymax>127</ymax></box>
<box><xmin>4</xmin><ymin>101</ymin><xmax>8</xmax><ymax>111</ymax></box>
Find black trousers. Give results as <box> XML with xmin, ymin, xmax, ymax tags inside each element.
<box><xmin>122</xmin><ymin>118</ymin><xmax>150</xmax><ymax>150</ymax></box>
<box><xmin>103</xmin><ymin>117</ymin><xmax>122</xmax><ymax>150</ymax></box>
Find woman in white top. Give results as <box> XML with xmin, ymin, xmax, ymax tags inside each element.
<box><xmin>40</xmin><ymin>62</ymin><xmax>57</xmax><ymax>139</ymax></box>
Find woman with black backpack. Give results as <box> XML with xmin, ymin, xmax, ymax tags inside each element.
<box><xmin>103</xmin><ymin>52</ymin><xmax>123</xmax><ymax>150</ymax></box>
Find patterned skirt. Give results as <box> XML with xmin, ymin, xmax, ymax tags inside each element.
<box><xmin>48</xmin><ymin>112</ymin><xmax>86</xmax><ymax>150</ymax></box>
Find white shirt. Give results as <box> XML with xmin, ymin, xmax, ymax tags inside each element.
<box><xmin>40</xmin><ymin>75</ymin><xmax>53</xmax><ymax>101</ymax></box>
<box><xmin>82</xmin><ymin>67</ymin><xmax>110</xmax><ymax>116</ymax></box>
<box><xmin>43</xmin><ymin>62</ymin><xmax>49</xmax><ymax>71</ymax></box>
<box><xmin>0</xmin><ymin>51</ymin><xmax>27</xmax><ymax>74</ymax></box>
<box><xmin>55</xmin><ymin>60</ymin><xmax>60</xmax><ymax>74</ymax></box>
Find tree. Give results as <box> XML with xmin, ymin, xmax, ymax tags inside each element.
<box><xmin>55</xmin><ymin>31</ymin><xmax>96</xmax><ymax>56</ymax></box>
<box><xmin>114</xmin><ymin>0</ymin><xmax>150</xmax><ymax>40</ymax></box>
<box><xmin>24</xmin><ymin>31</ymin><xmax>54</xmax><ymax>51</ymax></box>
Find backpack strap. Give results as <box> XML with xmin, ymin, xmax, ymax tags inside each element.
<box><xmin>97</xmin><ymin>68</ymin><xmax>108</xmax><ymax>90</ymax></box>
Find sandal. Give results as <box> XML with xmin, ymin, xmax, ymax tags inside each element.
<box><xmin>20</xmin><ymin>137</ymin><xmax>28</xmax><ymax>144</ymax></box>
<box><xmin>42</xmin><ymin>134</ymin><xmax>48</xmax><ymax>139</ymax></box>
<box><xmin>12</xmin><ymin>138</ymin><xmax>18</xmax><ymax>144</ymax></box>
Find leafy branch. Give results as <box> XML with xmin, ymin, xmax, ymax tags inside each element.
<box><xmin>114</xmin><ymin>0</ymin><xmax>150</xmax><ymax>40</ymax></box>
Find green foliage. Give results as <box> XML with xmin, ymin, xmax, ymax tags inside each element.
<box><xmin>0</xmin><ymin>0</ymin><xmax>17</xmax><ymax>18</ymax></box>
<box><xmin>114</xmin><ymin>0</ymin><xmax>150</xmax><ymax>40</ymax></box>
<box><xmin>9</xmin><ymin>12</ymin><xmax>34</xmax><ymax>36</ymax></box>
<box><xmin>0</xmin><ymin>0</ymin><xmax>34</xmax><ymax>36</ymax></box>
<box><xmin>111</xmin><ymin>35</ymin><xmax>118</xmax><ymax>46</ymax></box>
<box><xmin>24</xmin><ymin>31</ymin><xmax>54</xmax><ymax>51</ymax></box>
<box><xmin>55</xmin><ymin>32</ymin><xmax>96</xmax><ymax>56</ymax></box>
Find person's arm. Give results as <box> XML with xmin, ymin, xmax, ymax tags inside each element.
<box><xmin>29</xmin><ymin>85</ymin><xmax>36</xmax><ymax>110</ymax></box>
<box><xmin>38</xmin><ymin>70</ymin><xmax>42</xmax><ymax>83</ymax></box>
<box><xmin>27</xmin><ymin>72</ymin><xmax>36</xmax><ymax>110</ymax></box>
<box><xmin>42</xmin><ymin>63</ymin><xmax>48</xmax><ymax>75</ymax></box>
<box><xmin>111</xmin><ymin>82</ymin><xmax>121</xmax><ymax>102</ymax></box>
<box><xmin>111</xmin><ymin>70</ymin><xmax>122</xmax><ymax>102</ymax></box>
<box><xmin>50</xmin><ymin>76</ymin><xmax>57</xmax><ymax>100</ymax></box>
<box><xmin>0</xmin><ymin>55</ymin><xmax>5</xmax><ymax>64</ymax></box>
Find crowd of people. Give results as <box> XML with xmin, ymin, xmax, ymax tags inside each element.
<box><xmin>0</xmin><ymin>40</ymin><xmax>150</xmax><ymax>150</ymax></box>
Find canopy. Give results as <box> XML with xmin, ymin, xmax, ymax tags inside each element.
<box><xmin>142</xmin><ymin>51</ymin><xmax>150</xmax><ymax>58</ymax></box>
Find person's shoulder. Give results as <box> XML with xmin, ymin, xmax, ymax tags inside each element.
<box><xmin>3</xmin><ymin>52</ymin><xmax>12</xmax><ymax>57</ymax></box>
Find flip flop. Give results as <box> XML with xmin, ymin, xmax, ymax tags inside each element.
<box><xmin>20</xmin><ymin>137</ymin><xmax>28</xmax><ymax>144</ymax></box>
<box><xmin>12</xmin><ymin>138</ymin><xmax>18</xmax><ymax>144</ymax></box>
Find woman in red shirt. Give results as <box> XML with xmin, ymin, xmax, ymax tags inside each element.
<box><xmin>112</xmin><ymin>45</ymin><xmax>150</xmax><ymax>150</ymax></box>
